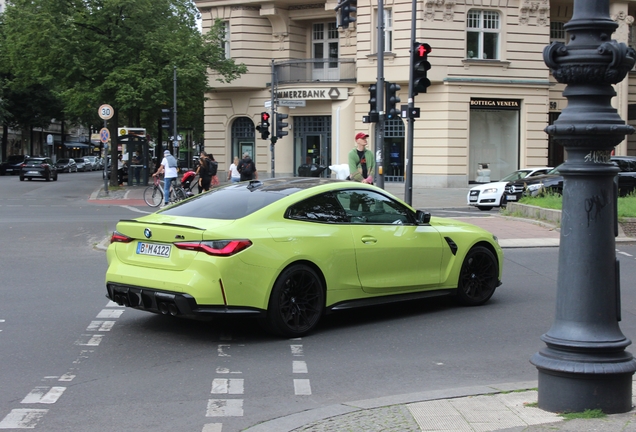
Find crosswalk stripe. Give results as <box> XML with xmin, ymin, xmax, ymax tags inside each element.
<box><xmin>21</xmin><ymin>387</ymin><xmax>66</xmax><ymax>404</ymax></box>
<box><xmin>206</xmin><ymin>399</ymin><xmax>244</xmax><ymax>417</ymax></box>
<box><xmin>0</xmin><ymin>409</ymin><xmax>48</xmax><ymax>429</ymax></box>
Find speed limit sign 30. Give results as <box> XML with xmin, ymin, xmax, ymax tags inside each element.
<box><xmin>98</xmin><ymin>104</ymin><xmax>114</xmax><ymax>120</ymax></box>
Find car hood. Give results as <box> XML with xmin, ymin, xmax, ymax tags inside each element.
<box><xmin>469</xmin><ymin>181</ymin><xmax>507</xmax><ymax>192</ymax></box>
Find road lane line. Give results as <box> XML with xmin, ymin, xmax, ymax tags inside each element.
<box><xmin>293</xmin><ymin>379</ymin><xmax>312</xmax><ymax>395</ymax></box>
<box><xmin>206</xmin><ymin>400</ymin><xmax>244</xmax><ymax>417</ymax></box>
<box><xmin>293</xmin><ymin>361</ymin><xmax>308</xmax><ymax>373</ymax></box>
<box><xmin>0</xmin><ymin>409</ymin><xmax>48</xmax><ymax>429</ymax></box>
<box><xmin>96</xmin><ymin>309</ymin><xmax>124</xmax><ymax>319</ymax></box>
<box><xmin>290</xmin><ymin>345</ymin><xmax>304</xmax><ymax>356</ymax></box>
<box><xmin>21</xmin><ymin>387</ymin><xmax>66</xmax><ymax>404</ymax></box>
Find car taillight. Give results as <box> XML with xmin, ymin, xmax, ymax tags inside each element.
<box><xmin>110</xmin><ymin>231</ymin><xmax>133</xmax><ymax>244</ymax></box>
<box><xmin>174</xmin><ymin>240</ymin><xmax>252</xmax><ymax>256</ymax></box>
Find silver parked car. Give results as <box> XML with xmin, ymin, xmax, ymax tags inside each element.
<box><xmin>85</xmin><ymin>156</ymin><xmax>99</xmax><ymax>170</ymax></box>
<box><xmin>75</xmin><ymin>157</ymin><xmax>92</xmax><ymax>172</ymax></box>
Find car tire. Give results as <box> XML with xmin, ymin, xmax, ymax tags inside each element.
<box><xmin>477</xmin><ymin>206</ymin><xmax>492</xmax><ymax>211</ymax></box>
<box><xmin>19</xmin><ymin>175</ymin><xmax>24</xmax><ymax>181</ymax></box>
<box><xmin>54</xmin><ymin>173</ymin><xmax>58</xmax><ymax>181</ymax></box>
<box><xmin>45</xmin><ymin>172</ymin><xmax>51</xmax><ymax>182</ymax></box>
<box><xmin>456</xmin><ymin>246</ymin><xmax>498</xmax><ymax>306</ymax></box>
<box><xmin>266</xmin><ymin>264</ymin><xmax>325</xmax><ymax>337</ymax></box>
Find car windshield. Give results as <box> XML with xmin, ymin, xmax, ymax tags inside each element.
<box><xmin>57</xmin><ymin>159</ymin><xmax>69</xmax><ymax>164</ymax></box>
<box><xmin>500</xmin><ymin>170</ymin><xmax>532</xmax><ymax>182</ymax></box>
<box><xmin>547</xmin><ymin>166</ymin><xmax>561</xmax><ymax>175</ymax></box>
<box><xmin>161</xmin><ymin>184</ymin><xmax>287</xmax><ymax>220</ymax></box>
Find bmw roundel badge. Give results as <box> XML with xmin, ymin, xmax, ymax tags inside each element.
<box><xmin>144</xmin><ymin>228</ymin><xmax>152</xmax><ymax>239</ymax></box>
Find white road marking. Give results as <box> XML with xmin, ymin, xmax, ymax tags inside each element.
<box><xmin>217</xmin><ymin>344</ymin><xmax>231</xmax><ymax>357</ymax></box>
<box><xmin>58</xmin><ymin>373</ymin><xmax>75</xmax><ymax>382</ymax></box>
<box><xmin>215</xmin><ymin>367</ymin><xmax>241</xmax><ymax>374</ymax></box>
<box><xmin>96</xmin><ymin>309</ymin><xmax>124</xmax><ymax>319</ymax></box>
<box><xmin>211</xmin><ymin>379</ymin><xmax>244</xmax><ymax>395</ymax></box>
<box><xmin>21</xmin><ymin>387</ymin><xmax>66</xmax><ymax>404</ymax></box>
<box><xmin>290</xmin><ymin>345</ymin><xmax>303</xmax><ymax>356</ymax></box>
<box><xmin>618</xmin><ymin>251</ymin><xmax>632</xmax><ymax>257</ymax></box>
<box><xmin>72</xmin><ymin>350</ymin><xmax>93</xmax><ymax>364</ymax></box>
<box><xmin>74</xmin><ymin>334</ymin><xmax>104</xmax><ymax>346</ymax></box>
<box><xmin>0</xmin><ymin>409</ymin><xmax>48</xmax><ymax>429</ymax></box>
<box><xmin>206</xmin><ymin>399</ymin><xmax>244</xmax><ymax>417</ymax></box>
<box><xmin>86</xmin><ymin>321</ymin><xmax>115</xmax><ymax>331</ymax></box>
<box><xmin>293</xmin><ymin>379</ymin><xmax>312</xmax><ymax>395</ymax></box>
<box><xmin>202</xmin><ymin>424</ymin><xmax>223</xmax><ymax>432</ymax></box>
<box><xmin>105</xmin><ymin>301</ymin><xmax>123</xmax><ymax>308</ymax></box>
<box><xmin>293</xmin><ymin>361</ymin><xmax>308</xmax><ymax>374</ymax></box>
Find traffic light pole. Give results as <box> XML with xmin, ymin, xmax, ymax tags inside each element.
<box><xmin>405</xmin><ymin>0</ymin><xmax>417</xmax><ymax>205</ymax></box>
<box><xmin>375</xmin><ymin>0</ymin><xmax>385</xmax><ymax>189</ymax></box>
<box><xmin>271</xmin><ymin>59</ymin><xmax>276</xmax><ymax>178</ymax></box>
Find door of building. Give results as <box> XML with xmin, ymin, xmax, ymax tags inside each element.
<box><xmin>293</xmin><ymin>116</ymin><xmax>331</xmax><ymax>177</ymax></box>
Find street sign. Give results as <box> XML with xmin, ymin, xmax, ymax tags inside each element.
<box><xmin>98</xmin><ymin>104</ymin><xmax>114</xmax><ymax>120</ymax></box>
<box><xmin>264</xmin><ymin>100</ymin><xmax>272</xmax><ymax>108</ymax></box>
<box><xmin>99</xmin><ymin>128</ymin><xmax>110</xmax><ymax>144</ymax></box>
<box><xmin>278</xmin><ymin>99</ymin><xmax>306</xmax><ymax>107</ymax></box>
<box><xmin>46</xmin><ymin>134</ymin><xmax>53</xmax><ymax>145</ymax></box>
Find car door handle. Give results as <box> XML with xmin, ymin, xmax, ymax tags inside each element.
<box><xmin>361</xmin><ymin>236</ymin><xmax>377</xmax><ymax>244</ymax></box>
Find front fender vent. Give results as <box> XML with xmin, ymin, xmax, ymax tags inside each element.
<box><xmin>444</xmin><ymin>237</ymin><xmax>458</xmax><ymax>255</ymax></box>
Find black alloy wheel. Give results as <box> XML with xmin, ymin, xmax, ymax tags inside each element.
<box><xmin>266</xmin><ymin>264</ymin><xmax>325</xmax><ymax>337</ymax></box>
<box><xmin>456</xmin><ymin>246</ymin><xmax>498</xmax><ymax>306</ymax></box>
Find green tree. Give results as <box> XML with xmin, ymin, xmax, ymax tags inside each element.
<box><xmin>2</xmin><ymin>0</ymin><xmax>245</xmax><ymax>183</ymax></box>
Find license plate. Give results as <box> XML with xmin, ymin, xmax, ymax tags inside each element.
<box><xmin>506</xmin><ymin>195</ymin><xmax>517</xmax><ymax>201</ymax></box>
<box><xmin>27</xmin><ymin>171</ymin><xmax>38</xmax><ymax>175</ymax></box>
<box><xmin>136</xmin><ymin>242</ymin><xmax>171</xmax><ymax>258</ymax></box>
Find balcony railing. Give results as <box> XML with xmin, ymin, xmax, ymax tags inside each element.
<box><xmin>274</xmin><ymin>59</ymin><xmax>356</xmax><ymax>84</ymax></box>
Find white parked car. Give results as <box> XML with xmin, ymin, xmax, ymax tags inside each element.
<box><xmin>467</xmin><ymin>167</ymin><xmax>553</xmax><ymax>211</ymax></box>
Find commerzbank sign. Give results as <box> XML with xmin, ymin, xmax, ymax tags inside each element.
<box><xmin>276</xmin><ymin>87</ymin><xmax>347</xmax><ymax>101</ymax></box>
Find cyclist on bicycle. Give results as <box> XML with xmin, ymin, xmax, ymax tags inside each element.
<box><xmin>153</xmin><ymin>150</ymin><xmax>179</xmax><ymax>207</ymax></box>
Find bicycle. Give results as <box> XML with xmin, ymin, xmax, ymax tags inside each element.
<box><xmin>143</xmin><ymin>175</ymin><xmax>189</xmax><ymax>207</ymax></box>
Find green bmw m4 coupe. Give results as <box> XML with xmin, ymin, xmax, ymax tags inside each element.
<box><xmin>106</xmin><ymin>178</ymin><xmax>503</xmax><ymax>337</ymax></box>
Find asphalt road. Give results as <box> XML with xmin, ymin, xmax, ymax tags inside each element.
<box><xmin>1</xmin><ymin>172</ymin><xmax>636</xmax><ymax>432</ymax></box>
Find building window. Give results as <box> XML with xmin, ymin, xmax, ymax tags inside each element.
<box><xmin>466</xmin><ymin>10</ymin><xmax>500</xmax><ymax>60</ymax></box>
<box><xmin>384</xmin><ymin>9</ymin><xmax>393</xmax><ymax>52</ymax></box>
<box><xmin>313</xmin><ymin>23</ymin><xmax>339</xmax><ymax>69</ymax></box>
<box><xmin>222</xmin><ymin>21</ymin><xmax>230</xmax><ymax>59</ymax></box>
<box><xmin>550</xmin><ymin>21</ymin><xmax>566</xmax><ymax>43</ymax></box>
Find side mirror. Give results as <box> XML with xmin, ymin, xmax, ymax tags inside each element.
<box><xmin>415</xmin><ymin>210</ymin><xmax>431</xmax><ymax>224</ymax></box>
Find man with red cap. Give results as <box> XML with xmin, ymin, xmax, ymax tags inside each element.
<box><xmin>348</xmin><ymin>132</ymin><xmax>375</xmax><ymax>184</ymax></box>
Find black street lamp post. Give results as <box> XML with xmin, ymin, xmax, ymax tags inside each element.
<box><xmin>531</xmin><ymin>0</ymin><xmax>636</xmax><ymax>413</ymax></box>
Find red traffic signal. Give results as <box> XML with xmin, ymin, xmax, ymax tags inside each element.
<box><xmin>412</xmin><ymin>42</ymin><xmax>432</xmax><ymax>96</ymax></box>
<box><xmin>261</xmin><ymin>112</ymin><xmax>270</xmax><ymax>123</ymax></box>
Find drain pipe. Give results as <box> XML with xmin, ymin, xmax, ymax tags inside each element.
<box><xmin>335</xmin><ymin>106</ymin><xmax>341</xmax><ymax>164</ymax></box>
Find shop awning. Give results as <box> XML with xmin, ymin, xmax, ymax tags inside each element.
<box><xmin>63</xmin><ymin>142</ymin><xmax>90</xmax><ymax>149</ymax></box>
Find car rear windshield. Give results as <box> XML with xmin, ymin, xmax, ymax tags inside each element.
<box><xmin>160</xmin><ymin>185</ymin><xmax>287</xmax><ymax>219</ymax></box>
<box><xmin>25</xmin><ymin>159</ymin><xmax>46</xmax><ymax>166</ymax></box>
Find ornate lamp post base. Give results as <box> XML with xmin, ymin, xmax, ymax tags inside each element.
<box><xmin>532</xmin><ymin>0</ymin><xmax>636</xmax><ymax>413</ymax></box>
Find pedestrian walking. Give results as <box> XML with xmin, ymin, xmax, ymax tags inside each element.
<box><xmin>195</xmin><ymin>151</ymin><xmax>211</xmax><ymax>193</ymax></box>
<box><xmin>228</xmin><ymin>156</ymin><xmax>241</xmax><ymax>183</ymax></box>
<box><xmin>237</xmin><ymin>152</ymin><xmax>257</xmax><ymax>181</ymax></box>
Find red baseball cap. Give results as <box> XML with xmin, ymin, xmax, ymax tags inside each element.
<box><xmin>355</xmin><ymin>132</ymin><xmax>369</xmax><ymax>140</ymax></box>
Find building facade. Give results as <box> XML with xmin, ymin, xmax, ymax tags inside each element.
<box><xmin>193</xmin><ymin>0</ymin><xmax>636</xmax><ymax>187</ymax></box>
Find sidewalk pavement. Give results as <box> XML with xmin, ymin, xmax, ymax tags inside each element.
<box><xmin>90</xmin><ymin>182</ymin><xmax>636</xmax><ymax>431</ymax></box>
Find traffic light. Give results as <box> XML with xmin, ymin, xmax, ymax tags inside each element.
<box><xmin>412</xmin><ymin>42</ymin><xmax>432</xmax><ymax>95</ymax></box>
<box><xmin>385</xmin><ymin>82</ymin><xmax>401</xmax><ymax>120</ymax></box>
<box><xmin>256</xmin><ymin>112</ymin><xmax>270</xmax><ymax>140</ymax></box>
<box><xmin>366</xmin><ymin>84</ymin><xmax>379</xmax><ymax>123</ymax></box>
<box><xmin>161</xmin><ymin>108</ymin><xmax>172</xmax><ymax>130</ymax></box>
<box><xmin>338</xmin><ymin>0</ymin><xmax>357</xmax><ymax>29</ymax></box>
<box><xmin>276</xmin><ymin>113</ymin><xmax>289</xmax><ymax>139</ymax></box>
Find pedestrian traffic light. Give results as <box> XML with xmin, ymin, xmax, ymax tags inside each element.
<box><xmin>412</xmin><ymin>42</ymin><xmax>432</xmax><ymax>95</ymax></box>
<box><xmin>385</xmin><ymin>82</ymin><xmax>401</xmax><ymax>120</ymax></box>
<box><xmin>337</xmin><ymin>0</ymin><xmax>357</xmax><ymax>29</ymax></box>
<box><xmin>276</xmin><ymin>113</ymin><xmax>289</xmax><ymax>139</ymax></box>
<box><xmin>366</xmin><ymin>84</ymin><xmax>379</xmax><ymax>123</ymax></box>
<box><xmin>161</xmin><ymin>108</ymin><xmax>172</xmax><ymax>130</ymax></box>
<box><xmin>256</xmin><ymin>112</ymin><xmax>270</xmax><ymax>140</ymax></box>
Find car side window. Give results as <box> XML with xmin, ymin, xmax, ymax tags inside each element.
<box><xmin>285</xmin><ymin>192</ymin><xmax>349</xmax><ymax>223</ymax></box>
<box><xmin>335</xmin><ymin>190</ymin><xmax>412</xmax><ymax>225</ymax></box>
